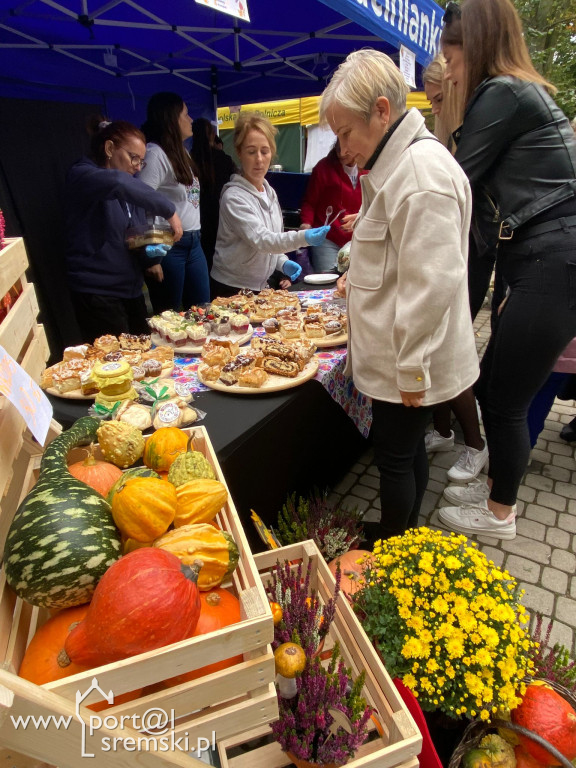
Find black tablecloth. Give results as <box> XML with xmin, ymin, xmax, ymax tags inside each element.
<box><xmin>48</xmin><ymin>380</ymin><xmax>367</xmax><ymax>553</ymax></box>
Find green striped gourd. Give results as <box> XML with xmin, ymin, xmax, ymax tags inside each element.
<box><xmin>3</xmin><ymin>417</ymin><xmax>122</xmax><ymax>610</ymax></box>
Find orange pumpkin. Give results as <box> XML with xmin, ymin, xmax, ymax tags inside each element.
<box><xmin>164</xmin><ymin>588</ymin><xmax>243</xmax><ymax>686</ymax></box>
<box><xmin>143</xmin><ymin>427</ymin><xmax>189</xmax><ymax>473</ymax></box>
<box><xmin>514</xmin><ymin>746</ymin><xmax>549</xmax><ymax>768</ymax></box>
<box><xmin>19</xmin><ymin>604</ymin><xmax>91</xmax><ymax>684</ymax></box>
<box><xmin>512</xmin><ymin>682</ymin><xmax>576</xmax><ymax>765</ymax></box>
<box><xmin>328</xmin><ymin>550</ymin><xmax>371</xmax><ymax>598</ymax></box>
<box><xmin>68</xmin><ymin>447</ymin><xmax>123</xmax><ymax>497</ymax></box>
<box><xmin>111</xmin><ymin>476</ymin><xmax>177</xmax><ymax>542</ymax></box>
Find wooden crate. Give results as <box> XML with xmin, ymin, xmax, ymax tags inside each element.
<box><xmin>217</xmin><ymin>541</ymin><xmax>423</xmax><ymax>768</ymax></box>
<box><xmin>0</xmin><ymin>237</ymin><xmax>50</xmax><ymax>524</ymax></box>
<box><xmin>0</xmin><ymin>240</ymin><xmax>276</xmax><ymax>766</ymax></box>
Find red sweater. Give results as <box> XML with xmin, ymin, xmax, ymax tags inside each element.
<box><xmin>300</xmin><ymin>152</ymin><xmax>366</xmax><ymax>248</ymax></box>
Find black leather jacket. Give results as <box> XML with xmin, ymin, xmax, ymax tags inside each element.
<box><xmin>454</xmin><ymin>76</ymin><xmax>576</xmax><ymax>240</ymax></box>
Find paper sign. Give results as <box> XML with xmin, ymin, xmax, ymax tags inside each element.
<box><xmin>0</xmin><ymin>344</ymin><xmax>53</xmax><ymax>446</ymax></box>
<box><xmin>195</xmin><ymin>0</ymin><xmax>250</xmax><ymax>21</ymax></box>
<box><xmin>399</xmin><ymin>45</ymin><xmax>416</xmax><ymax>88</ymax></box>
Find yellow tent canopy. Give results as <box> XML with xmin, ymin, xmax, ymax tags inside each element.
<box><xmin>217</xmin><ymin>93</ymin><xmax>431</xmax><ymax>129</ymax></box>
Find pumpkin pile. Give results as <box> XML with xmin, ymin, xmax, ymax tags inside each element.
<box><xmin>7</xmin><ymin>418</ymin><xmax>245</xmax><ymax>693</ymax></box>
<box><xmin>462</xmin><ymin>682</ymin><xmax>576</xmax><ymax>768</ymax></box>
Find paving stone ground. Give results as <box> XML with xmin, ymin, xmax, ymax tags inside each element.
<box><xmin>328</xmin><ymin>307</ymin><xmax>576</xmax><ymax>657</ymax></box>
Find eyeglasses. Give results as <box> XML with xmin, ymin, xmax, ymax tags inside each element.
<box><xmin>119</xmin><ymin>146</ymin><xmax>147</xmax><ymax>169</ymax></box>
<box><xmin>443</xmin><ymin>1</ymin><xmax>461</xmax><ymax>23</ymax></box>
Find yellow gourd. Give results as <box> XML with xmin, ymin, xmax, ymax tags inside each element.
<box><xmin>174</xmin><ymin>479</ymin><xmax>228</xmax><ymax>527</ymax></box>
<box><xmin>153</xmin><ymin>523</ymin><xmax>239</xmax><ymax>590</ymax></box>
<box><xmin>111</xmin><ymin>477</ymin><xmax>177</xmax><ymax>542</ymax></box>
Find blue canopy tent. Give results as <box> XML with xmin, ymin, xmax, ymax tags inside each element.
<box><xmin>0</xmin><ymin>0</ymin><xmax>443</xmax><ymax>121</ymax></box>
<box><xmin>0</xmin><ymin>0</ymin><xmax>442</xmax><ymax>356</ymax></box>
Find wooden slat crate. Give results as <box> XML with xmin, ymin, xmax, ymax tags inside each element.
<box><xmin>0</xmin><ymin>238</ymin><xmax>50</xmax><ymax>511</ymax></box>
<box><xmin>217</xmin><ymin>541</ymin><xmax>423</xmax><ymax>768</ymax></box>
<box><xmin>0</xmin><ymin>238</ymin><xmax>276</xmax><ymax>766</ymax></box>
<box><xmin>0</xmin><ymin>427</ymin><xmax>277</xmax><ymax>767</ymax></box>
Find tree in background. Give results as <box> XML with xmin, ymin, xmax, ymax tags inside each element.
<box><xmin>515</xmin><ymin>0</ymin><xmax>576</xmax><ymax>118</ymax></box>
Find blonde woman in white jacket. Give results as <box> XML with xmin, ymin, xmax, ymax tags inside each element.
<box><xmin>211</xmin><ymin>113</ymin><xmax>329</xmax><ymax>296</ymax></box>
<box><xmin>321</xmin><ymin>49</ymin><xmax>479</xmax><ymax>544</ymax></box>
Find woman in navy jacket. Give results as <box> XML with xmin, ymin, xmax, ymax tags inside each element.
<box><xmin>438</xmin><ymin>0</ymin><xmax>576</xmax><ymax>540</ymax></box>
<box><xmin>65</xmin><ymin>119</ymin><xmax>182</xmax><ymax>341</ymax></box>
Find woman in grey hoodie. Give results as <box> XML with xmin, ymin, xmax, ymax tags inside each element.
<box><xmin>211</xmin><ymin>113</ymin><xmax>329</xmax><ymax>296</ymax></box>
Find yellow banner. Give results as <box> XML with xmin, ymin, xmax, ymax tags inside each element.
<box><xmin>217</xmin><ymin>99</ymin><xmax>301</xmax><ymax>127</ymax></box>
<box><xmin>219</xmin><ymin>93</ymin><xmax>431</xmax><ymax>129</ymax></box>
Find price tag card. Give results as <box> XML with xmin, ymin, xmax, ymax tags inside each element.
<box><xmin>399</xmin><ymin>45</ymin><xmax>416</xmax><ymax>88</ymax></box>
<box><xmin>0</xmin><ymin>344</ymin><xmax>53</xmax><ymax>445</ymax></box>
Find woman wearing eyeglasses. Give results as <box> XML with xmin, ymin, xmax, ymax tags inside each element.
<box><xmin>140</xmin><ymin>92</ymin><xmax>210</xmax><ymax>312</ymax></box>
<box><xmin>438</xmin><ymin>0</ymin><xmax>576</xmax><ymax>540</ymax></box>
<box><xmin>65</xmin><ymin>118</ymin><xmax>182</xmax><ymax>341</ymax></box>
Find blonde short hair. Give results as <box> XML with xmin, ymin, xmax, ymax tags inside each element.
<box><xmin>320</xmin><ymin>49</ymin><xmax>410</xmax><ymax>124</ymax></box>
<box><xmin>233</xmin><ymin>112</ymin><xmax>277</xmax><ymax>158</ymax></box>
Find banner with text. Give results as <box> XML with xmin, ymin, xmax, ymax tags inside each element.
<box><xmin>318</xmin><ymin>0</ymin><xmax>444</xmax><ymax>66</ymax></box>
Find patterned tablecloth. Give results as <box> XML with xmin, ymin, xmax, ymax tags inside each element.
<box><xmin>170</xmin><ymin>289</ymin><xmax>373</xmax><ymax>438</ymax></box>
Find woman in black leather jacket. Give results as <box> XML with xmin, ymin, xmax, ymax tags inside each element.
<box><xmin>438</xmin><ymin>0</ymin><xmax>576</xmax><ymax>540</ymax></box>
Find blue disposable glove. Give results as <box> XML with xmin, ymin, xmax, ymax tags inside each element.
<box><xmin>304</xmin><ymin>225</ymin><xmax>330</xmax><ymax>246</ymax></box>
<box><xmin>282</xmin><ymin>260</ymin><xmax>302</xmax><ymax>281</ymax></box>
<box><xmin>144</xmin><ymin>244</ymin><xmax>171</xmax><ymax>260</ymax></box>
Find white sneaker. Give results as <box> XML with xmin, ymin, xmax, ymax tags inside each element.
<box><xmin>443</xmin><ymin>480</ymin><xmax>490</xmax><ymax>505</ymax></box>
<box><xmin>447</xmin><ymin>444</ymin><xmax>489</xmax><ymax>484</ymax></box>
<box><xmin>425</xmin><ymin>429</ymin><xmax>455</xmax><ymax>453</ymax></box>
<box><xmin>439</xmin><ymin>500</ymin><xmax>516</xmax><ymax>540</ymax></box>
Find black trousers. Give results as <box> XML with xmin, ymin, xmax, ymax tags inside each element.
<box><xmin>70</xmin><ymin>291</ymin><xmax>149</xmax><ymax>342</ymax></box>
<box><xmin>369</xmin><ymin>399</ymin><xmax>433</xmax><ymax>542</ymax></box>
<box><xmin>475</xmin><ymin>225</ymin><xmax>576</xmax><ymax>505</ymax></box>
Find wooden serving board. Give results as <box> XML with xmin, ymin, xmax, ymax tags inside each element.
<box><xmin>44</xmin><ymin>363</ymin><xmax>174</xmax><ymax>400</ymax></box>
<box><xmin>262</xmin><ymin>329</ymin><xmax>347</xmax><ymax>348</ymax></box>
<box><xmin>151</xmin><ymin>326</ymin><xmax>253</xmax><ymax>355</ymax></box>
<box><xmin>198</xmin><ymin>357</ymin><xmax>319</xmax><ymax>394</ymax></box>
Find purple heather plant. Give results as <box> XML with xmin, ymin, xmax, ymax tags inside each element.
<box><xmin>270</xmin><ymin>644</ymin><xmax>373</xmax><ymax>766</ymax></box>
<box><xmin>0</xmin><ymin>210</ymin><xmax>5</xmax><ymax>249</ymax></box>
<box><xmin>266</xmin><ymin>558</ymin><xmax>341</xmax><ymax>656</ymax></box>
<box><xmin>530</xmin><ymin>613</ymin><xmax>576</xmax><ymax>692</ymax></box>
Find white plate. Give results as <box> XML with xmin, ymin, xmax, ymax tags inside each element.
<box><xmin>303</xmin><ymin>273</ymin><xmax>338</xmax><ymax>285</ymax></box>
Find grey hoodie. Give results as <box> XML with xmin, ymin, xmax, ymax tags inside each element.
<box><xmin>211</xmin><ymin>174</ymin><xmax>307</xmax><ymax>291</ymax></box>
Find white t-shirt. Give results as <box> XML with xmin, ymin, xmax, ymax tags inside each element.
<box><xmin>139</xmin><ymin>143</ymin><xmax>200</xmax><ymax>231</ymax></box>
<box><xmin>343</xmin><ymin>163</ymin><xmax>359</xmax><ymax>189</ymax></box>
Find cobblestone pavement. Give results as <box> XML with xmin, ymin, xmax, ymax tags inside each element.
<box><xmin>328</xmin><ymin>307</ymin><xmax>576</xmax><ymax>657</ymax></box>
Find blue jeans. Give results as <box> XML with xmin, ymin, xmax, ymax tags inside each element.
<box><xmin>147</xmin><ymin>230</ymin><xmax>210</xmax><ymax>312</ymax></box>
<box><xmin>475</xmin><ymin>225</ymin><xmax>576</xmax><ymax>505</ymax></box>
<box><xmin>311</xmin><ymin>240</ymin><xmax>339</xmax><ymax>272</ymax></box>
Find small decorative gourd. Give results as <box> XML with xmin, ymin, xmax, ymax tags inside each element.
<box><xmin>143</xmin><ymin>427</ymin><xmax>189</xmax><ymax>472</ymax></box>
<box><xmin>97</xmin><ymin>421</ymin><xmax>145</xmax><ymax>468</ymax></box>
<box><xmin>107</xmin><ymin>466</ymin><xmax>160</xmax><ymax>504</ymax></box>
<box><xmin>64</xmin><ymin>548</ymin><xmax>202</xmax><ymax>667</ymax></box>
<box><xmin>167</xmin><ymin>436</ymin><xmax>216</xmax><ymax>487</ymax></box>
<box><xmin>174</xmin><ymin>478</ymin><xmax>228</xmax><ymax>527</ymax></box>
<box><xmin>154</xmin><ymin>523</ymin><xmax>239</xmax><ymax>590</ymax></box>
<box><xmin>111</xmin><ymin>476</ymin><xmax>177</xmax><ymax>542</ymax></box>
<box><xmin>68</xmin><ymin>445</ymin><xmax>123</xmax><ymax>497</ymax></box>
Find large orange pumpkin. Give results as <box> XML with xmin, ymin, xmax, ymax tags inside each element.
<box><xmin>512</xmin><ymin>682</ymin><xmax>576</xmax><ymax>765</ymax></box>
<box><xmin>514</xmin><ymin>745</ymin><xmax>549</xmax><ymax>768</ymax></box>
<box><xmin>68</xmin><ymin>447</ymin><xmax>123</xmax><ymax>497</ymax></box>
<box><xmin>328</xmin><ymin>550</ymin><xmax>371</xmax><ymax>598</ymax></box>
<box><xmin>143</xmin><ymin>427</ymin><xmax>189</xmax><ymax>473</ymax></box>
<box><xmin>19</xmin><ymin>604</ymin><xmax>91</xmax><ymax>684</ymax></box>
<box><xmin>164</xmin><ymin>588</ymin><xmax>243</xmax><ymax>687</ymax></box>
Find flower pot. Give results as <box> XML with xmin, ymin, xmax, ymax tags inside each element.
<box><xmin>285</xmin><ymin>751</ymin><xmax>338</xmax><ymax>768</ymax></box>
